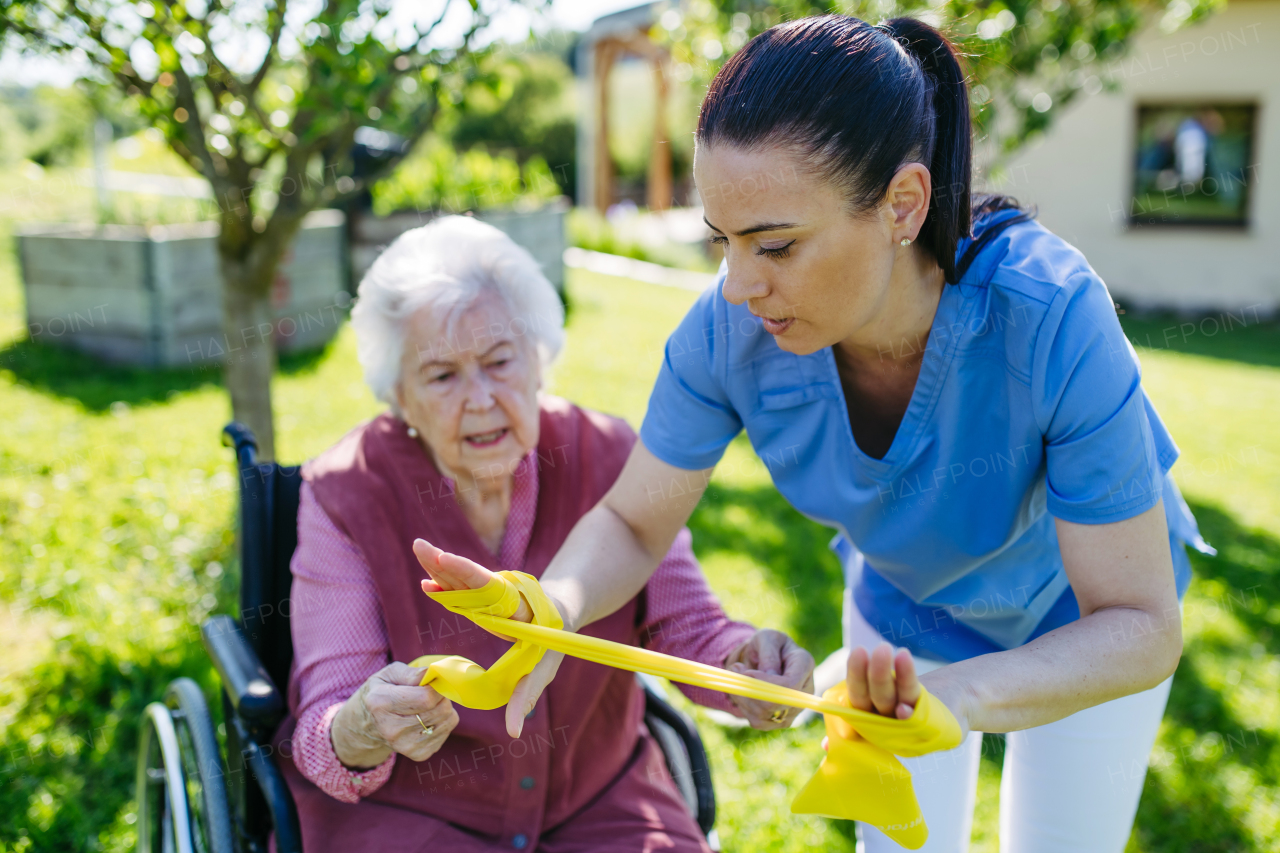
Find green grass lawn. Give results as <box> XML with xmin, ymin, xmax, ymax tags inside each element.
<box><xmin>1</xmin><ymin>183</ymin><xmax>1278</xmax><ymax>849</ymax></box>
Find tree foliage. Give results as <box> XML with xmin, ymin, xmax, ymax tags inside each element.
<box><xmin>1</xmin><ymin>0</ymin><xmax>539</xmax><ymax>457</ymax></box>
<box><xmin>447</xmin><ymin>46</ymin><xmax>578</xmax><ymax>195</ymax></box>
<box><xmin>0</xmin><ymin>84</ymin><xmax>98</xmax><ymax>166</ymax></box>
<box><xmin>370</xmin><ymin>136</ymin><xmax>560</xmax><ymax>216</ymax></box>
<box><xmin>2</xmin><ymin>0</ymin><xmax>525</xmax><ymax>270</ymax></box>
<box><xmin>657</xmin><ymin>0</ymin><xmax>1225</xmax><ymax>160</ymax></box>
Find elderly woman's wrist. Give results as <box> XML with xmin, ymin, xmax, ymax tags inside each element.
<box><xmin>331</xmin><ymin>690</ymin><xmax>392</xmax><ymax>770</ymax></box>
<box><xmin>332</xmin><ymin>733</ymin><xmax>390</xmax><ymax>772</ymax></box>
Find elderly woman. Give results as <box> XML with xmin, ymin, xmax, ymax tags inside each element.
<box><xmin>273</xmin><ymin>216</ymin><xmax>815</xmax><ymax>852</ymax></box>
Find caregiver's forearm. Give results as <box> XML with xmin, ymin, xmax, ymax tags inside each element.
<box><xmin>539</xmin><ymin>443</ymin><xmax>712</xmax><ymax>632</ymax></box>
<box><xmin>923</xmin><ymin>602</ymin><xmax>1182</xmax><ymax>733</ymax></box>
<box><xmin>538</xmin><ymin>502</ymin><xmax>671</xmax><ymax>632</ymax></box>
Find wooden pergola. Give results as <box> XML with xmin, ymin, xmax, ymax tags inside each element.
<box><xmin>579</xmin><ymin>8</ymin><xmax>672</xmax><ymax>213</ymax></box>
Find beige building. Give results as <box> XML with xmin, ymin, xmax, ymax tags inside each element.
<box><xmin>997</xmin><ymin>0</ymin><xmax>1278</xmax><ymax>314</ymax></box>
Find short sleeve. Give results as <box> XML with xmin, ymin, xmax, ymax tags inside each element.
<box><xmin>639</xmin><ymin>281</ymin><xmax>743</xmax><ymax>470</ymax></box>
<box><xmin>1032</xmin><ymin>273</ymin><xmax>1165</xmax><ymax>523</ymax></box>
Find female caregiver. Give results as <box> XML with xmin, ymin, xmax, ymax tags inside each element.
<box><xmin>417</xmin><ymin>14</ymin><xmax>1212</xmax><ymax>852</ymax></box>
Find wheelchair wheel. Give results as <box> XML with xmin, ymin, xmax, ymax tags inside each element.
<box><xmin>136</xmin><ymin>678</ymin><xmax>236</xmax><ymax>853</ymax></box>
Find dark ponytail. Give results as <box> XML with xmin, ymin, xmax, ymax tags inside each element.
<box><xmin>879</xmin><ymin>17</ymin><xmax>970</xmax><ymax>283</ymax></box>
<box><xmin>698</xmin><ymin>14</ymin><xmax>1002</xmax><ymax>284</ymax></box>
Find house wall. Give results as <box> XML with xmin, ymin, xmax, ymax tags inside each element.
<box><xmin>997</xmin><ymin>0</ymin><xmax>1279</xmax><ymax>314</ymax></box>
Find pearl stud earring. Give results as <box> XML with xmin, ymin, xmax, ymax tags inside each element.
<box><xmin>407</xmin><ymin>426</ymin><xmax>419</xmax><ymax>438</ymax></box>
<box><xmin>900</xmin><ymin>237</ymin><xmax>912</xmax><ymax>247</ymax></box>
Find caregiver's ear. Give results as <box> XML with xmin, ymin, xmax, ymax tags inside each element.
<box><xmin>885</xmin><ymin>162</ymin><xmax>933</xmax><ymax>239</ymax></box>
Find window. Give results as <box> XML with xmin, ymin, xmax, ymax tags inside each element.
<box><xmin>1130</xmin><ymin>103</ymin><xmax>1256</xmax><ymax>226</ymax></box>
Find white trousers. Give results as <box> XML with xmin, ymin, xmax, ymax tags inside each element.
<box><xmin>836</xmin><ymin>586</ymin><xmax>1173</xmax><ymax>853</ymax></box>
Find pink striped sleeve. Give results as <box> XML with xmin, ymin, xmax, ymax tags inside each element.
<box><xmin>288</xmin><ymin>482</ymin><xmax>395</xmax><ymax>802</ymax></box>
<box><xmin>640</xmin><ymin>527</ymin><xmax>758</xmax><ymax>714</ymax></box>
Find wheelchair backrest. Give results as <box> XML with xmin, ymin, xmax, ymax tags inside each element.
<box><xmin>226</xmin><ymin>424</ymin><xmax>304</xmax><ymax>692</ymax></box>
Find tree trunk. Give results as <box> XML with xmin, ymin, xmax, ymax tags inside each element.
<box><xmin>221</xmin><ymin>279</ymin><xmax>279</xmax><ymax>461</ymax></box>
<box><xmin>214</xmin><ymin>197</ymin><xmax>305</xmax><ymax>463</ymax></box>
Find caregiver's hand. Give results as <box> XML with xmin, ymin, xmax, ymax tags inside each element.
<box><xmin>847</xmin><ymin>642</ymin><xmax>922</xmax><ymax>720</ymax></box>
<box><xmin>330</xmin><ymin>663</ymin><xmax>459</xmax><ymax>770</ymax></box>
<box><xmin>821</xmin><ymin>643</ymin><xmax>971</xmax><ymax>751</ymax></box>
<box><xmin>724</xmin><ymin>629</ymin><xmax>816</xmax><ymax>729</ymax></box>
<box><xmin>414</xmin><ymin>538</ymin><xmax>566</xmax><ymax>740</ymax></box>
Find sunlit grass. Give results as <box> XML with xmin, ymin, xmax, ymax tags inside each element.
<box><xmin>0</xmin><ymin>227</ymin><xmax>1277</xmax><ymax>850</ymax></box>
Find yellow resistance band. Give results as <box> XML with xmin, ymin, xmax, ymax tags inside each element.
<box><xmin>409</xmin><ymin>571</ymin><xmax>961</xmax><ymax>849</ymax></box>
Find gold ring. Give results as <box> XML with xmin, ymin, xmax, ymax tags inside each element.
<box><xmin>770</xmin><ymin>708</ymin><xmax>787</xmax><ymax>724</ymax></box>
<box><xmin>415</xmin><ymin>714</ymin><xmax>434</xmax><ymax>736</ymax></box>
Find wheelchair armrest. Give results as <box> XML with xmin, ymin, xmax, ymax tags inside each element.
<box><xmin>202</xmin><ymin>615</ymin><xmax>284</xmax><ymax>727</ymax></box>
<box><xmin>231</xmin><ymin>716</ymin><xmax>302</xmax><ymax>853</ymax></box>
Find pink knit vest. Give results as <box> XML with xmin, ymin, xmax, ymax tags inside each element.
<box><xmin>279</xmin><ymin>396</ymin><xmax>647</xmax><ymax>847</ymax></box>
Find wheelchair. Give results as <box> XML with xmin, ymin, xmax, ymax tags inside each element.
<box><xmin>136</xmin><ymin>423</ymin><xmax>719</xmax><ymax>853</ymax></box>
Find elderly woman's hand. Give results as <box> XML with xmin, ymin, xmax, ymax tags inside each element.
<box><xmin>724</xmin><ymin>629</ymin><xmax>816</xmax><ymax>729</ymax></box>
<box><xmin>415</xmin><ymin>538</ymin><xmax>566</xmax><ymax>739</ymax></box>
<box><xmin>330</xmin><ymin>663</ymin><xmax>460</xmax><ymax>770</ymax></box>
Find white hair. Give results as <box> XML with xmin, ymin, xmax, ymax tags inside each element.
<box><xmin>350</xmin><ymin>215</ymin><xmax>565</xmax><ymax>414</ymax></box>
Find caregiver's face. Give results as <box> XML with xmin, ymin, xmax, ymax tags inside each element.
<box><xmin>397</xmin><ymin>291</ymin><xmax>541</xmax><ymax>481</ymax></box>
<box><xmin>694</xmin><ymin>143</ymin><xmax>897</xmax><ymax>355</ymax></box>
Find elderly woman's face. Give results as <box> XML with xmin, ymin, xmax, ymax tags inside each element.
<box><xmin>397</xmin><ymin>291</ymin><xmax>541</xmax><ymax>481</ymax></box>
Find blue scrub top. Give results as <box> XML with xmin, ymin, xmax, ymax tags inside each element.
<box><xmin>639</xmin><ymin>211</ymin><xmax>1212</xmax><ymax>663</ymax></box>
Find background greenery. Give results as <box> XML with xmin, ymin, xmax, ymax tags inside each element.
<box><xmin>660</xmin><ymin>0</ymin><xmax>1225</xmax><ymax>159</ymax></box>
<box><xmin>2</xmin><ymin>40</ymin><xmax>582</xmax><ymax>228</ymax></box>
<box><xmin>370</xmin><ymin>40</ymin><xmax>581</xmax><ymax>215</ymax></box>
<box><xmin>566</xmin><ymin>207</ymin><xmax>719</xmax><ymax>272</ymax></box>
<box><xmin>2</xmin><ymin>166</ymin><xmax>1278</xmax><ymax>852</ymax></box>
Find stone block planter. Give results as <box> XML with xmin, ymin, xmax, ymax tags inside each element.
<box><xmin>16</xmin><ymin>209</ymin><xmax>347</xmax><ymax>367</ymax></box>
<box><xmin>350</xmin><ymin>200</ymin><xmax>568</xmax><ymax>291</ymax></box>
